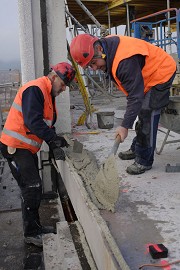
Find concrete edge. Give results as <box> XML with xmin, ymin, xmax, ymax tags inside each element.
<box><xmin>75</xmin><ymin>220</ymin><xmax>97</xmax><ymax>270</ymax></box>
<box><xmin>43</xmin><ymin>221</ymin><xmax>82</xmax><ymax>270</ymax></box>
<box><xmin>43</xmin><ymin>233</ymin><xmax>65</xmax><ymax>270</ymax></box>
<box><xmin>56</xmin><ymin>221</ymin><xmax>82</xmax><ymax>269</ymax></box>
<box><xmin>57</xmin><ymin>159</ymin><xmax>130</xmax><ymax>270</ymax></box>
<box><xmin>55</xmin><ymin>196</ymin><xmax>66</xmax><ymax>222</ymax></box>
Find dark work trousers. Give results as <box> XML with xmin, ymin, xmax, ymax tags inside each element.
<box><xmin>0</xmin><ymin>143</ymin><xmax>42</xmax><ymax>237</ymax></box>
<box><xmin>130</xmin><ymin>72</ymin><xmax>176</xmax><ymax>167</ymax></box>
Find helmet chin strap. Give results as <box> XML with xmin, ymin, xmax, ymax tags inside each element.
<box><xmin>93</xmin><ymin>53</ymin><xmax>106</xmax><ymax>60</ymax></box>
<box><xmin>86</xmin><ymin>52</ymin><xmax>107</xmax><ymax>68</ymax></box>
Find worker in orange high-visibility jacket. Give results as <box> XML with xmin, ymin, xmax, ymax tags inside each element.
<box><xmin>70</xmin><ymin>34</ymin><xmax>176</xmax><ymax>175</ymax></box>
<box><xmin>0</xmin><ymin>62</ymin><xmax>75</xmax><ymax>247</ymax></box>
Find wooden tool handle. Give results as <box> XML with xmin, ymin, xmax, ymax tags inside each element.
<box><xmin>109</xmin><ymin>135</ymin><xmax>121</xmax><ymax>156</ymax></box>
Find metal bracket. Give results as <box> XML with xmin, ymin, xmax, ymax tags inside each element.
<box><xmin>165</xmin><ymin>163</ymin><xmax>180</xmax><ymax>172</ymax></box>
<box><xmin>156</xmin><ymin>129</ymin><xmax>180</xmax><ymax>155</ymax></box>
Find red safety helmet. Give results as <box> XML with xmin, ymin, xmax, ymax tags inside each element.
<box><xmin>70</xmin><ymin>34</ymin><xmax>99</xmax><ymax>68</ymax></box>
<box><xmin>51</xmin><ymin>62</ymin><xmax>75</xmax><ymax>86</ymax></box>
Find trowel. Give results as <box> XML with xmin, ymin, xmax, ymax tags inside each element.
<box><xmin>73</xmin><ymin>139</ymin><xmax>83</xmax><ymax>153</ymax></box>
<box><xmin>108</xmin><ymin>135</ymin><xmax>122</xmax><ymax>156</ymax></box>
<box><xmin>92</xmin><ymin>135</ymin><xmax>121</xmax><ymax>212</ymax></box>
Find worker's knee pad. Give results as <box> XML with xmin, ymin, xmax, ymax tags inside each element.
<box><xmin>21</xmin><ymin>186</ymin><xmax>42</xmax><ymax>210</ymax></box>
<box><xmin>136</xmin><ymin>109</ymin><xmax>152</xmax><ymax>147</ymax></box>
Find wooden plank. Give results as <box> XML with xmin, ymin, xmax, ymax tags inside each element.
<box><xmin>88</xmin><ymin>0</ymin><xmax>132</xmax><ymax>16</ymax></box>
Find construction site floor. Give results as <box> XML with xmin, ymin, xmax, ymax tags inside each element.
<box><xmin>0</xmin><ymin>159</ymin><xmax>60</xmax><ymax>270</ymax></box>
<box><xmin>70</xmin><ymin>89</ymin><xmax>180</xmax><ymax>270</ymax></box>
<box><xmin>0</xmin><ymin>88</ymin><xmax>180</xmax><ymax>270</ymax></box>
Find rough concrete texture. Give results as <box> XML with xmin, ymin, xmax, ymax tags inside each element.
<box><xmin>43</xmin><ymin>233</ymin><xmax>65</xmax><ymax>270</ymax></box>
<box><xmin>66</xmin><ymin>145</ymin><xmax>120</xmax><ymax>212</ymax></box>
<box><xmin>57</xmin><ymin>221</ymin><xmax>82</xmax><ymax>269</ymax></box>
<box><xmin>93</xmin><ymin>155</ymin><xmax>119</xmax><ymax>212</ymax></box>
<box><xmin>43</xmin><ymin>221</ymin><xmax>82</xmax><ymax>270</ymax></box>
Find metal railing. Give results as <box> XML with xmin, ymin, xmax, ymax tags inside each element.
<box><xmin>131</xmin><ymin>8</ymin><xmax>180</xmax><ymax>60</ymax></box>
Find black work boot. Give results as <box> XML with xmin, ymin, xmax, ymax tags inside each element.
<box><xmin>118</xmin><ymin>149</ymin><xmax>135</xmax><ymax>160</ymax></box>
<box><xmin>126</xmin><ymin>162</ymin><xmax>152</xmax><ymax>175</ymax></box>
<box><xmin>24</xmin><ymin>226</ymin><xmax>56</xmax><ymax>247</ymax></box>
<box><xmin>41</xmin><ymin>226</ymin><xmax>56</xmax><ymax>234</ymax></box>
<box><xmin>24</xmin><ymin>234</ymin><xmax>43</xmax><ymax>247</ymax></box>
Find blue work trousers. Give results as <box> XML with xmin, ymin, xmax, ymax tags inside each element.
<box><xmin>130</xmin><ymin>72</ymin><xmax>176</xmax><ymax>167</ymax></box>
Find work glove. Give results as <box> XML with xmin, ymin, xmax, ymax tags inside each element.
<box><xmin>48</xmin><ymin>135</ymin><xmax>69</xmax><ymax>150</ymax></box>
<box><xmin>52</xmin><ymin>147</ymin><xmax>66</xmax><ymax>161</ymax></box>
<box><xmin>47</xmin><ymin>135</ymin><xmax>68</xmax><ymax>161</ymax></box>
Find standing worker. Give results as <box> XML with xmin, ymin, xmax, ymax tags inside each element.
<box><xmin>70</xmin><ymin>34</ymin><xmax>176</xmax><ymax>175</ymax></box>
<box><xmin>0</xmin><ymin>62</ymin><xmax>75</xmax><ymax>247</ymax></box>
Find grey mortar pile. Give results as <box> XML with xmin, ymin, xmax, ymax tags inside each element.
<box><xmin>66</xmin><ymin>146</ymin><xmax>120</xmax><ymax>212</ymax></box>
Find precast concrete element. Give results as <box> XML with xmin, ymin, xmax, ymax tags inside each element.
<box><xmin>75</xmin><ymin>221</ymin><xmax>97</xmax><ymax>269</ymax></box>
<box><xmin>40</xmin><ymin>150</ymin><xmax>53</xmax><ymax>194</ymax></box>
<box><xmin>31</xmin><ymin>1</ymin><xmax>44</xmax><ymax>78</ymax></box>
<box><xmin>17</xmin><ymin>0</ymin><xmax>43</xmax><ymax>83</ymax></box>
<box><xmin>43</xmin><ymin>221</ymin><xmax>82</xmax><ymax>270</ymax></box>
<box><xmin>18</xmin><ymin>0</ymin><xmax>71</xmax><ymax>133</ymax></box>
<box><xmin>46</xmin><ymin>0</ymin><xmax>71</xmax><ymax>134</ymax></box>
<box><xmin>57</xmin><ymin>159</ymin><xmax>130</xmax><ymax>270</ymax></box>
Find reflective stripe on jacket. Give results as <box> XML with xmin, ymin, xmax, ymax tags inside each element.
<box><xmin>0</xmin><ymin>76</ymin><xmax>54</xmax><ymax>153</ymax></box>
<box><xmin>110</xmin><ymin>35</ymin><xmax>176</xmax><ymax>96</ymax></box>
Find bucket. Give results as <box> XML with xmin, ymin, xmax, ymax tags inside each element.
<box><xmin>96</xmin><ymin>111</ymin><xmax>115</xmax><ymax>129</ymax></box>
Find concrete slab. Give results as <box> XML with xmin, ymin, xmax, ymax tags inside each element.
<box><xmin>68</xmin><ymin>90</ymin><xmax>180</xmax><ymax>269</ymax></box>
<box><xmin>76</xmin><ymin>124</ymin><xmax>180</xmax><ymax>269</ymax></box>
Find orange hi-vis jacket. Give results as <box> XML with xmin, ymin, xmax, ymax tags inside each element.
<box><xmin>110</xmin><ymin>35</ymin><xmax>176</xmax><ymax>96</ymax></box>
<box><xmin>0</xmin><ymin>76</ymin><xmax>55</xmax><ymax>154</ymax></box>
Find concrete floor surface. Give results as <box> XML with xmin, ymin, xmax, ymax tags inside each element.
<box><xmin>70</xmin><ymin>89</ymin><xmax>180</xmax><ymax>269</ymax></box>
<box><xmin>0</xmin><ymin>89</ymin><xmax>179</xmax><ymax>270</ymax></box>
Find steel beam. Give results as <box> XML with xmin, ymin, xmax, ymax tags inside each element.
<box><xmin>92</xmin><ymin>0</ymin><xmax>132</xmax><ymax>16</ymax></box>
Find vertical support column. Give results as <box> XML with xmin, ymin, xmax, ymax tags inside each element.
<box><xmin>17</xmin><ymin>0</ymin><xmax>43</xmax><ymax>83</ymax></box>
<box><xmin>126</xmin><ymin>3</ymin><xmax>131</xmax><ymax>36</ymax></box>
<box><xmin>32</xmin><ymin>1</ymin><xmax>44</xmax><ymax>78</ymax></box>
<box><xmin>17</xmin><ymin>0</ymin><xmax>35</xmax><ymax>83</ymax></box>
<box><xmin>40</xmin><ymin>0</ymin><xmax>50</xmax><ymax>75</ymax></box>
<box><xmin>108</xmin><ymin>9</ymin><xmax>111</xmax><ymax>34</ymax></box>
<box><xmin>167</xmin><ymin>0</ymin><xmax>172</xmax><ymax>54</ymax></box>
<box><xmin>18</xmin><ymin>0</ymin><xmax>43</xmax><ymax>84</ymax></box>
<box><xmin>46</xmin><ymin>0</ymin><xmax>71</xmax><ymax>134</ymax></box>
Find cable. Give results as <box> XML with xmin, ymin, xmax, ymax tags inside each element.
<box><xmin>139</xmin><ymin>259</ymin><xmax>180</xmax><ymax>269</ymax></box>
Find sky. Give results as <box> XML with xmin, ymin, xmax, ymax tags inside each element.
<box><xmin>0</xmin><ymin>0</ymin><xmax>20</xmax><ymax>68</ymax></box>
<box><xmin>0</xmin><ymin>0</ymin><xmax>178</xmax><ymax>70</ymax></box>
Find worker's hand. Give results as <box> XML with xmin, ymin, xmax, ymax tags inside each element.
<box><xmin>53</xmin><ymin>147</ymin><xmax>66</xmax><ymax>161</ymax></box>
<box><xmin>48</xmin><ymin>135</ymin><xmax>69</xmax><ymax>150</ymax></box>
<box><xmin>115</xmin><ymin>126</ymin><xmax>128</xmax><ymax>142</ymax></box>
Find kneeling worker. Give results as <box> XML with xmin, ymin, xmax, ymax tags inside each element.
<box><xmin>0</xmin><ymin>62</ymin><xmax>75</xmax><ymax>246</ymax></box>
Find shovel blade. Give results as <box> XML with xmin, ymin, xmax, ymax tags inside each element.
<box><xmin>73</xmin><ymin>139</ymin><xmax>83</xmax><ymax>153</ymax></box>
